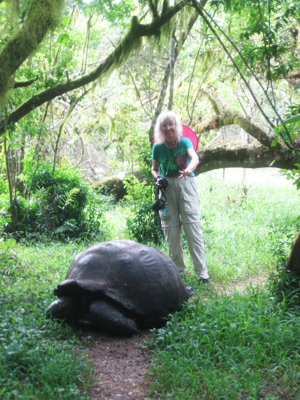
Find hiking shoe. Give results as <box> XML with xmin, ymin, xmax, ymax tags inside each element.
<box><xmin>197</xmin><ymin>278</ymin><xmax>210</xmax><ymax>284</ymax></box>
<box><xmin>186</xmin><ymin>286</ymin><xmax>195</xmax><ymax>297</ymax></box>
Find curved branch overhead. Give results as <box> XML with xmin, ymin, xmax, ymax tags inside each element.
<box><xmin>96</xmin><ymin>142</ymin><xmax>295</xmax><ymax>198</ymax></box>
<box><xmin>14</xmin><ymin>78</ymin><xmax>39</xmax><ymax>88</ymax></box>
<box><xmin>0</xmin><ymin>1</ymin><xmax>190</xmax><ymax>137</ymax></box>
<box><xmin>198</xmin><ymin>110</ymin><xmax>286</xmax><ymax>156</ymax></box>
<box><xmin>194</xmin><ymin>110</ymin><xmax>296</xmax><ymax>173</ymax></box>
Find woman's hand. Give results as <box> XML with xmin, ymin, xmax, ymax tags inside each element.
<box><xmin>178</xmin><ymin>148</ymin><xmax>199</xmax><ymax>179</ymax></box>
<box><xmin>178</xmin><ymin>167</ymin><xmax>193</xmax><ymax>178</ymax></box>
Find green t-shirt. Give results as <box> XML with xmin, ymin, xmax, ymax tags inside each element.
<box><xmin>152</xmin><ymin>137</ymin><xmax>195</xmax><ymax>177</ymax></box>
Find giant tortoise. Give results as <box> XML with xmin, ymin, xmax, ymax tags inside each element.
<box><xmin>46</xmin><ymin>240</ymin><xmax>192</xmax><ymax>335</ymax></box>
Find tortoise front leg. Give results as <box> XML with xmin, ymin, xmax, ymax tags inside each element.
<box><xmin>89</xmin><ymin>299</ymin><xmax>138</xmax><ymax>335</ymax></box>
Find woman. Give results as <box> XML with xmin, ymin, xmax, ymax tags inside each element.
<box><xmin>151</xmin><ymin>110</ymin><xmax>209</xmax><ymax>283</ymax></box>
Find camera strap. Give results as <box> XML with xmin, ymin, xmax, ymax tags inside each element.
<box><xmin>158</xmin><ymin>187</ymin><xmax>167</xmax><ymax>202</ymax></box>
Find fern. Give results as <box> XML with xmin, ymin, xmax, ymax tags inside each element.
<box><xmin>35</xmin><ymin>187</ymin><xmax>47</xmax><ymax>202</ymax></box>
<box><xmin>59</xmin><ymin>188</ymin><xmax>80</xmax><ymax>209</ymax></box>
<box><xmin>35</xmin><ymin>187</ymin><xmax>49</xmax><ymax>215</ymax></box>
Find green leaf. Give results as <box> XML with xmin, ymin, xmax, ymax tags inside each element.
<box><xmin>57</xmin><ymin>33</ymin><xmax>70</xmax><ymax>45</ymax></box>
<box><xmin>271</xmin><ymin>135</ymin><xmax>279</xmax><ymax>147</ymax></box>
<box><xmin>5</xmin><ymin>239</ymin><xmax>16</xmax><ymax>249</ymax></box>
<box><xmin>10</xmin><ymin>143</ymin><xmax>20</xmax><ymax>150</ymax></box>
<box><xmin>62</xmin><ymin>16</ymin><xmax>70</xmax><ymax>26</ymax></box>
<box><xmin>282</xmin><ymin>114</ymin><xmax>300</xmax><ymax>125</ymax></box>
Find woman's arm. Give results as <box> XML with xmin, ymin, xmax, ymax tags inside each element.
<box><xmin>178</xmin><ymin>148</ymin><xmax>199</xmax><ymax>178</ymax></box>
<box><xmin>151</xmin><ymin>159</ymin><xmax>162</xmax><ymax>186</ymax></box>
<box><xmin>151</xmin><ymin>159</ymin><xmax>161</xmax><ymax>179</ymax></box>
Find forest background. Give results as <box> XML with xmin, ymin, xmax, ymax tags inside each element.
<box><xmin>2</xmin><ymin>0</ymin><xmax>300</xmax><ymax>399</ymax></box>
<box><xmin>1</xmin><ymin>0</ymin><xmax>300</xmax><ymax>238</ymax></box>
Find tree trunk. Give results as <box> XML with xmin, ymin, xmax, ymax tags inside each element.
<box><xmin>286</xmin><ymin>229</ymin><xmax>300</xmax><ymax>276</ymax></box>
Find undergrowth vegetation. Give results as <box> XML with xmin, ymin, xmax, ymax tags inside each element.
<box><xmin>0</xmin><ymin>164</ymin><xmax>109</xmax><ymax>241</ymax></box>
<box><xmin>0</xmin><ymin>242</ymin><xmax>92</xmax><ymax>399</ymax></box>
<box><xmin>1</xmin><ymin>169</ymin><xmax>300</xmax><ymax>399</ymax></box>
<box><xmin>198</xmin><ymin>171</ymin><xmax>299</xmax><ymax>284</ymax></box>
<box><xmin>146</xmin><ymin>289</ymin><xmax>300</xmax><ymax>399</ymax></box>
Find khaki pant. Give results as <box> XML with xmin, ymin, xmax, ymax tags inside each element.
<box><xmin>159</xmin><ymin>176</ymin><xmax>209</xmax><ymax>280</ymax></box>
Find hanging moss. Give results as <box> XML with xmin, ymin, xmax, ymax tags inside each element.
<box><xmin>143</xmin><ymin>0</ymin><xmax>191</xmax><ymax>61</ymax></box>
<box><xmin>195</xmin><ymin>50</ymin><xmax>223</xmax><ymax>77</ymax></box>
<box><xmin>0</xmin><ymin>0</ymin><xmax>65</xmax><ymax>100</ymax></box>
<box><xmin>96</xmin><ymin>16</ymin><xmax>143</xmax><ymax>87</ymax></box>
<box><xmin>177</xmin><ymin>5</ymin><xmax>194</xmax><ymax>54</ymax></box>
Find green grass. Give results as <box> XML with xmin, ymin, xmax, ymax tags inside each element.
<box><xmin>146</xmin><ymin>289</ymin><xmax>300</xmax><ymax>399</ymax></box>
<box><xmin>198</xmin><ymin>171</ymin><xmax>300</xmax><ymax>284</ymax></box>
<box><xmin>0</xmin><ymin>242</ymin><xmax>92</xmax><ymax>399</ymax></box>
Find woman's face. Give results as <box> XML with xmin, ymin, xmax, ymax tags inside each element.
<box><xmin>161</xmin><ymin>117</ymin><xmax>176</xmax><ymax>143</ymax></box>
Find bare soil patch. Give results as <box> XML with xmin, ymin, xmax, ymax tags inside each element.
<box><xmin>78</xmin><ymin>329</ymin><xmax>153</xmax><ymax>400</ymax></box>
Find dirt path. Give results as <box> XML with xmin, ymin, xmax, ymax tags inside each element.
<box><xmin>79</xmin><ymin>329</ymin><xmax>153</xmax><ymax>400</ymax></box>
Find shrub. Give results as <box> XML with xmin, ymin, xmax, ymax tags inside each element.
<box><xmin>30</xmin><ymin>165</ymin><xmax>89</xmax><ymax>223</ymax></box>
<box><xmin>3</xmin><ymin>165</ymin><xmax>108</xmax><ymax>241</ymax></box>
<box><xmin>123</xmin><ymin>175</ymin><xmax>163</xmax><ymax>244</ymax></box>
<box><xmin>126</xmin><ymin>200</ymin><xmax>163</xmax><ymax>244</ymax></box>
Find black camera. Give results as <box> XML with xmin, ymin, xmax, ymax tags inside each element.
<box><xmin>156</xmin><ymin>176</ymin><xmax>169</xmax><ymax>191</ymax></box>
<box><xmin>151</xmin><ymin>198</ymin><xmax>166</xmax><ymax>211</ymax></box>
<box><xmin>151</xmin><ymin>177</ymin><xmax>168</xmax><ymax>211</ymax></box>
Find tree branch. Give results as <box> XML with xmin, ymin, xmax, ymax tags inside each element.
<box><xmin>92</xmin><ymin>143</ymin><xmax>294</xmax><ymax>198</ymax></box>
<box><xmin>195</xmin><ymin>144</ymin><xmax>293</xmax><ymax>174</ymax></box>
<box><xmin>0</xmin><ymin>1</ymin><xmax>190</xmax><ymax>137</ymax></box>
<box><xmin>14</xmin><ymin>78</ymin><xmax>38</xmax><ymax>88</ymax></box>
<box><xmin>198</xmin><ymin>113</ymin><xmax>287</xmax><ymax>156</ymax></box>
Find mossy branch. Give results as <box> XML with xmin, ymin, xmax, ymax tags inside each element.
<box><xmin>198</xmin><ymin>112</ymin><xmax>286</xmax><ymax>156</ymax></box>
<box><xmin>148</xmin><ymin>0</ymin><xmax>159</xmax><ymax>19</ymax></box>
<box><xmin>195</xmin><ymin>144</ymin><xmax>292</xmax><ymax>174</ymax></box>
<box><xmin>0</xmin><ymin>0</ymin><xmax>65</xmax><ymax>99</ymax></box>
<box><xmin>0</xmin><ymin>0</ymin><xmax>189</xmax><ymax>137</ymax></box>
